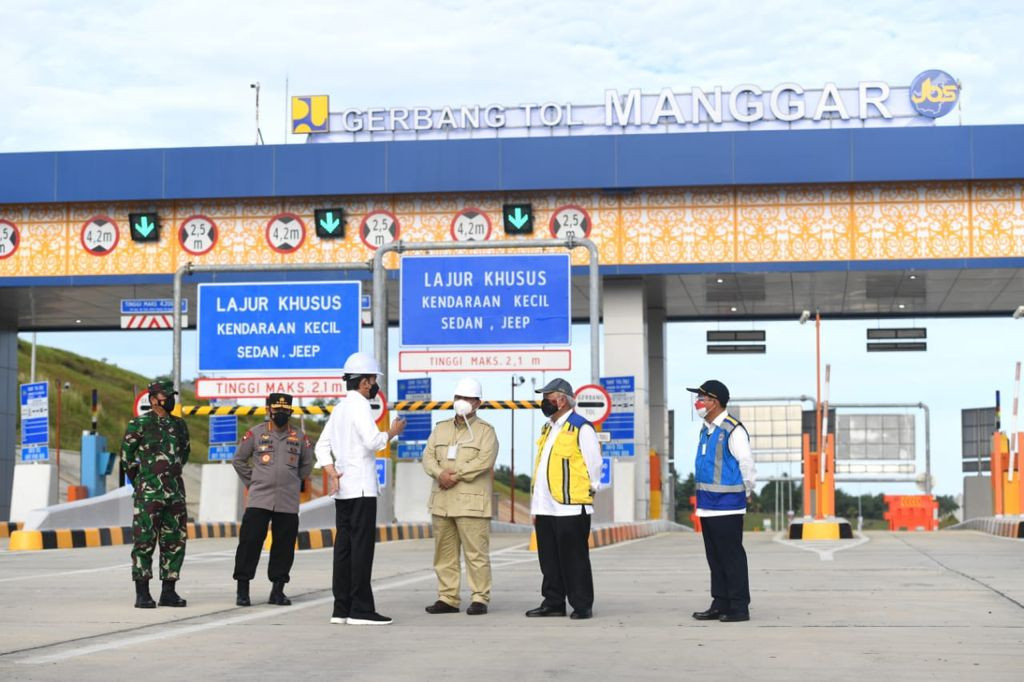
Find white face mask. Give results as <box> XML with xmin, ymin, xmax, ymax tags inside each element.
<box><xmin>453</xmin><ymin>399</ymin><xmax>474</xmax><ymax>417</ymax></box>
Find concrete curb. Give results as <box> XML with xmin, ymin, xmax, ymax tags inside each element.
<box><xmin>9</xmin><ymin>522</ymin><xmax>240</xmax><ymax>551</ymax></box>
<box><xmin>0</xmin><ymin>521</ymin><xmax>23</xmax><ymax>538</ymax></box>
<box><xmin>950</xmin><ymin>516</ymin><xmax>1024</xmax><ymax>538</ymax></box>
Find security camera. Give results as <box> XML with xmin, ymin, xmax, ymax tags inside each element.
<box><xmin>1013</xmin><ymin>305</ymin><xmax>1024</xmax><ymax>320</ymax></box>
<box><xmin>798</xmin><ymin>310</ymin><xmax>811</xmax><ymax>324</ymax></box>
<box><xmin>63</xmin><ymin>381</ymin><xmax>71</xmax><ymax>390</ymax></box>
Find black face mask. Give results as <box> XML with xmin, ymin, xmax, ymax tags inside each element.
<box><xmin>154</xmin><ymin>395</ymin><xmax>175</xmax><ymax>412</ymax></box>
<box><xmin>540</xmin><ymin>398</ymin><xmax>558</xmax><ymax>417</ymax></box>
<box><xmin>367</xmin><ymin>382</ymin><xmax>380</xmax><ymax>400</ymax></box>
<box><xmin>271</xmin><ymin>412</ymin><xmax>290</xmax><ymax>427</ymax></box>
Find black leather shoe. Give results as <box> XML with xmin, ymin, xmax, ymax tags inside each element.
<box><xmin>691</xmin><ymin>607</ymin><xmax>723</xmax><ymax>621</ymax></box>
<box><xmin>425</xmin><ymin>600</ymin><xmax>460</xmax><ymax>614</ymax></box>
<box><xmin>570</xmin><ymin>608</ymin><xmax>593</xmax><ymax>620</ymax></box>
<box><xmin>268</xmin><ymin>581</ymin><xmax>291</xmax><ymax>606</ymax></box>
<box><xmin>134</xmin><ymin>580</ymin><xmax>156</xmax><ymax>609</ymax></box>
<box><xmin>466</xmin><ymin>602</ymin><xmax>488</xmax><ymax>616</ymax></box>
<box><xmin>719</xmin><ymin>612</ymin><xmax>750</xmax><ymax>622</ymax></box>
<box><xmin>236</xmin><ymin>580</ymin><xmax>251</xmax><ymax>607</ymax></box>
<box><xmin>525</xmin><ymin>604</ymin><xmax>566</xmax><ymax>617</ymax></box>
<box><xmin>158</xmin><ymin>580</ymin><xmax>187</xmax><ymax>607</ymax></box>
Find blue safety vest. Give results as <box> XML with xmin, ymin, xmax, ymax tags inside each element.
<box><xmin>694</xmin><ymin>416</ymin><xmax>747</xmax><ymax>511</ymax></box>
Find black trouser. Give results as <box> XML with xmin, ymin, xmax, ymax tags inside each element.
<box><xmin>233</xmin><ymin>507</ymin><xmax>299</xmax><ymax>583</ymax></box>
<box><xmin>700</xmin><ymin>513</ymin><xmax>750</xmax><ymax>615</ymax></box>
<box><xmin>332</xmin><ymin>496</ymin><xmax>377</xmax><ymax>618</ymax></box>
<box><xmin>534</xmin><ymin>510</ymin><xmax>594</xmax><ymax>611</ymax></box>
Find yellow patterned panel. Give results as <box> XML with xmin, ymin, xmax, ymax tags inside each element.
<box><xmin>6</xmin><ymin>180</ymin><xmax>1024</xmax><ymax>277</ymax></box>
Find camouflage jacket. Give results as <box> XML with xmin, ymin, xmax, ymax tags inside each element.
<box><xmin>121</xmin><ymin>412</ymin><xmax>191</xmax><ymax>499</ymax></box>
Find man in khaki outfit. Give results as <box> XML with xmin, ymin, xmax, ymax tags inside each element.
<box><xmin>421</xmin><ymin>378</ymin><xmax>499</xmax><ymax>615</ymax></box>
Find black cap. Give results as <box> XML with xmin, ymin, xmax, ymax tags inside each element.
<box><xmin>267</xmin><ymin>392</ymin><xmax>294</xmax><ymax>408</ymax></box>
<box><xmin>686</xmin><ymin>380</ymin><xmax>730</xmax><ymax>406</ymax></box>
<box><xmin>147</xmin><ymin>380</ymin><xmax>177</xmax><ymax>396</ymax></box>
<box><xmin>536</xmin><ymin>378</ymin><xmax>573</xmax><ymax>396</ymax></box>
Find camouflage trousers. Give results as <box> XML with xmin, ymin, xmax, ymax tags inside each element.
<box><xmin>131</xmin><ymin>496</ymin><xmax>187</xmax><ymax>581</ymax></box>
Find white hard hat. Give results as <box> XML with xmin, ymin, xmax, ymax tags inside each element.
<box><xmin>453</xmin><ymin>378</ymin><xmax>482</xmax><ymax>398</ymax></box>
<box><xmin>342</xmin><ymin>351</ymin><xmax>383</xmax><ymax>376</ymax></box>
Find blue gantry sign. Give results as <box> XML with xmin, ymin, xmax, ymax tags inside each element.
<box><xmin>600</xmin><ymin>376</ymin><xmax>635</xmax><ymax>457</ymax></box>
<box><xmin>399</xmin><ymin>254</ymin><xmax>570</xmax><ymax>346</ymax></box>
<box><xmin>197</xmin><ymin>281</ymin><xmax>361</xmax><ymax>372</ymax></box>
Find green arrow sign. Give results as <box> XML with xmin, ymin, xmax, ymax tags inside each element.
<box><xmin>319</xmin><ymin>211</ymin><xmax>341</xmax><ymax>233</ymax></box>
<box><xmin>134</xmin><ymin>215</ymin><xmax>155</xmax><ymax>237</ymax></box>
<box><xmin>508</xmin><ymin>207</ymin><xmax>529</xmax><ymax>228</ymax></box>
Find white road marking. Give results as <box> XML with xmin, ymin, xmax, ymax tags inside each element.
<box><xmin>771</xmin><ymin>531</ymin><xmax>870</xmax><ymax>561</ymax></box>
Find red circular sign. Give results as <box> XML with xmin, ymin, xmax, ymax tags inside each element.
<box><xmin>265</xmin><ymin>213</ymin><xmax>306</xmax><ymax>254</ymax></box>
<box><xmin>133</xmin><ymin>390</ymin><xmax>152</xmax><ymax>418</ymax></box>
<box><xmin>179</xmin><ymin>214</ymin><xmax>218</xmax><ymax>256</ymax></box>
<box><xmin>550</xmin><ymin>204</ymin><xmax>592</xmax><ymax>239</ymax></box>
<box><xmin>370</xmin><ymin>391</ymin><xmax>388</xmax><ymax>425</ymax></box>
<box><xmin>574</xmin><ymin>383</ymin><xmax>612</xmax><ymax>424</ymax></box>
<box><xmin>360</xmin><ymin>210</ymin><xmax>400</xmax><ymax>250</ymax></box>
<box><xmin>80</xmin><ymin>215</ymin><xmax>120</xmax><ymax>256</ymax></box>
<box><xmin>0</xmin><ymin>220</ymin><xmax>19</xmax><ymax>260</ymax></box>
<box><xmin>450</xmin><ymin>208</ymin><xmax>492</xmax><ymax>242</ymax></box>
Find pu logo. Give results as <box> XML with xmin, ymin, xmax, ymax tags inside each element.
<box><xmin>910</xmin><ymin>79</ymin><xmax>958</xmax><ymax>104</ymax></box>
<box><xmin>291</xmin><ymin>95</ymin><xmax>330</xmax><ymax>134</ymax></box>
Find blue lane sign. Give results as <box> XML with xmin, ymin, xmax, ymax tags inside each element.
<box><xmin>400</xmin><ymin>254</ymin><xmax>570</xmax><ymax>346</ymax></box>
<box><xmin>361</xmin><ymin>295</ymin><xmax>371</xmax><ymax>310</ymax></box>
<box><xmin>208</xmin><ymin>444</ymin><xmax>236</xmax><ymax>462</ymax></box>
<box><xmin>198</xmin><ymin>281</ymin><xmax>361</xmax><ymax>372</ymax></box>
<box><xmin>600</xmin><ymin>457</ymin><xmax>612</xmax><ymax>486</ymax></box>
<box><xmin>20</xmin><ymin>381</ymin><xmax>49</xmax><ymax>462</ymax></box>
<box><xmin>209</xmin><ymin>415</ymin><xmax>238</xmax><ymax>445</ymax></box>
<box><xmin>600</xmin><ymin>376</ymin><xmax>635</xmax><ymax>457</ymax></box>
<box><xmin>375</xmin><ymin>458</ymin><xmax>388</xmax><ymax>486</ymax></box>
<box><xmin>121</xmin><ymin>299</ymin><xmax>187</xmax><ymax>315</ymax></box>
<box><xmin>397</xmin><ymin>377</ymin><xmax>431</xmax><ymax>460</ymax></box>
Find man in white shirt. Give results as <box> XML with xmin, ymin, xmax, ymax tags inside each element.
<box><xmin>525</xmin><ymin>378</ymin><xmax>604</xmax><ymax>620</ymax></box>
<box><xmin>687</xmin><ymin>380</ymin><xmax>756</xmax><ymax>623</ymax></box>
<box><xmin>315</xmin><ymin>351</ymin><xmax>405</xmax><ymax>626</ymax></box>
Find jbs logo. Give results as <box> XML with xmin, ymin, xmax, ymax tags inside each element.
<box><xmin>909</xmin><ymin>70</ymin><xmax>959</xmax><ymax>118</ymax></box>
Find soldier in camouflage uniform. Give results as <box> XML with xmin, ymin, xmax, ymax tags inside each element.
<box><xmin>121</xmin><ymin>379</ymin><xmax>191</xmax><ymax>609</ymax></box>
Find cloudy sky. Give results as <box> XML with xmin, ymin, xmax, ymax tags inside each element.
<box><xmin>6</xmin><ymin>1</ymin><xmax>1024</xmax><ymax>499</ymax></box>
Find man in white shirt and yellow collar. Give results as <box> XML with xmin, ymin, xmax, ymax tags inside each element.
<box><xmin>687</xmin><ymin>379</ymin><xmax>755</xmax><ymax>623</ymax></box>
<box><xmin>526</xmin><ymin>378</ymin><xmax>603</xmax><ymax>620</ymax></box>
<box><xmin>421</xmin><ymin>378</ymin><xmax>499</xmax><ymax>616</ymax></box>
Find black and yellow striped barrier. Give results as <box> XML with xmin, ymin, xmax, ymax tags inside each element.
<box><xmin>10</xmin><ymin>526</ymin><xmax>134</xmax><ymax>550</ymax></box>
<box><xmin>188</xmin><ymin>522</ymin><xmax>240</xmax><ymax>539</ymax></box>
<box><xmin>10</xmin><ymin>522</ymin><xmax>241</xmax><ymax>551</ymax></box>
<box><xmin>180</xmin><ymin>400</ymin><xmax>541</xmax><ymax>417</ymax></box>
<box><xmin>0</xmin><ymin>521</ymin><xmax>23</xmax><ymax>538</ymax></box>
<box><xmin>264</xmin><ymin>523</ymin><xmax>434</xmax><ymax>551</ymax></box>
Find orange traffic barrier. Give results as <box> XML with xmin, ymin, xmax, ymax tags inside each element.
<box><xmin>689</xmin><ymin>495</ymin><xmax>702</xmax><ymax>533</ymax></box>
<box><xmin>883</xmin><ymin>495</ymin><xmax>938</xmax><ymax>531</ymax></box>
<box><xmin>66</xmin><ymin>486</ymin><xmax>89</xmax><ymax>501</ymax></box>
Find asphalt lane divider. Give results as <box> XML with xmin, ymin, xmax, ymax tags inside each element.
<box><xmin>9</xmin><ymin>522</ymin><xmax>240</xmax><ymax>551</ymax></box>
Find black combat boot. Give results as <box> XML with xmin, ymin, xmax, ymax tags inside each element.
<box><xmin>268</xmin><ymin>581</ymin><xmax>291</xmax><ymax>606</ymax></box>
<box><xmin>134</xmin><ymin>579</ymin><xmax>156</xmax><ymax>609</ymax></box>
<box><xmin>158</xmin><ymin>579</ymin><xmax>187</xmax><ymax>607</ymax></box>
<box><xmin>236</xmin><ymin>579</ymin><xmax>251</xmax><ymax>607</ymax></box>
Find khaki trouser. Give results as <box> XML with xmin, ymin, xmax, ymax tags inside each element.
<box><xmin>432</xmin><ymin>514</ymin><xmax>491</xmax><ymax>606</ymax></box>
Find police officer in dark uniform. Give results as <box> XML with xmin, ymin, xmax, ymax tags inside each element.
<box><xmin>231</xmin><ymin>393</ymin><xmax>314</xmax><ymax>606</ymax></box>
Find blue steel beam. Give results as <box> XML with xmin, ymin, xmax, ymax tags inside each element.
<box><xmin>0</xmin><ymin>125</ymin><xmax>1022</xmax><ymax>205</ymax></box>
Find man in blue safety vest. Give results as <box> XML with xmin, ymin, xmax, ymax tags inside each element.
<box><xmin>687</xmin><ymin>380</ymin><xmax>756</xmax><ymax>623</ymax></box>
